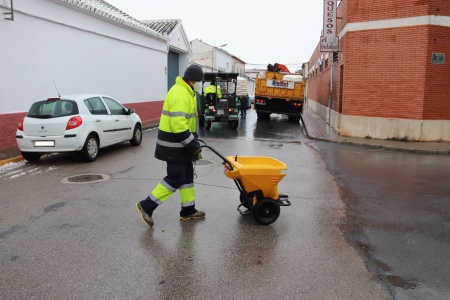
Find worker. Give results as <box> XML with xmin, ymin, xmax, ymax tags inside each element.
<box><xmin>136</xmin><ymin>64</ymin><xmax>205</xmax><ymax>227</ymax></box>
<box><xmin>239</xmin><ymin>96</ymin><xmax>249</xmax><ymax>116</ymax></box>
<box><xmin>203</xmin><ymin>79</ymin><xmax>222</xmax><ymax>99</ymax></box>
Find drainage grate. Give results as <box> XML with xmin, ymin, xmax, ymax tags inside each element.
<box><xmin>68</xmin><ymin>174</ymin><xmax>104</xmax><ymax>182</ymax></box>
<box><xmin>61</xmin><ymin>174</ymin><xmax>110</xmax><ymax>184</ymax></box>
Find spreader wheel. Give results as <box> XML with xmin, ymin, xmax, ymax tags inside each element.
<box><xmin>253</xmin><ymin>198</ymin><xmax>280</xmax><ymax>225</ymax></box>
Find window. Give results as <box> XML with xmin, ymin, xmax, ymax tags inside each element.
<box><xmin>333</xmin><ymin>52</ymin><xmax>339</xmax><ymax>62</ymax></box>
<box><xmin>85</xmin><ymin>97</ymin><xmax>108</xmax><ymax>115</ymax></box>
<box><xmin>103</xmin><ymin>97</ymin><xmax>126</xmax><ymax>115</ymax></box>
<box><xmin>27</xmin><ymin>100</ymin><xmax>78</xmax><ymax>118</ymax></box>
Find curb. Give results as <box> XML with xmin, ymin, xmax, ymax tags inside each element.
<box><xmin>300</xmin><ymin>115</ymin><xmax>450</xmax><ymax>155</ymax></box>
<box><xmin>0</xmin><ymin>156</ymin><xmax>24</xmax><ymax>167</ymax></box>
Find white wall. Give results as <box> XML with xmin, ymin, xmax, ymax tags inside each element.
<box><xmin>0</xmin><ymin>0</ymin><xmax>169</xmax><ymax>113</ymax></box>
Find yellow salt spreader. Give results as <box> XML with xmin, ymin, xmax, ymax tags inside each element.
<box><xmin>199</xmin><ymin>140</ymin><xmax>291</xmax><ymax>225</ymax></box>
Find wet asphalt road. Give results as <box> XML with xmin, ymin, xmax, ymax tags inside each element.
<box><xmin>0</xmin><ymin>109</ymin><xmax>448</xmax><ymax>299</ymax></box>
<box><xmin>316</xmin><ymin>142</ymin><xmax>450</xmax><ymax>300</ymax></box>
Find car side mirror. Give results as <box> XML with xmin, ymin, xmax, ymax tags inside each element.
<box><xmin>126</xmin><ymin>108</ymin><xmax>135</xmax><ymax>115</ymax></box>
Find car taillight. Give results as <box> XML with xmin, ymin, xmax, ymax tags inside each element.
<box><xmin>66</xmin><ymin>116</ymin><xmax>82</xmax><ymax>130</ymax></box>
<box><xmin>18</xmin><ymin>117</ymin><xmax>24</xmax><ymax>131</ymax></box>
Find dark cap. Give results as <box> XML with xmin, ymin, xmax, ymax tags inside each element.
<box><xmin>184</xmin><ymin>64</ymin><xmax>204</xmax><ymax>81</ymax></box>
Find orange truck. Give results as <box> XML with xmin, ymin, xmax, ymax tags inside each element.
<box><xmin>254</xmin><ymin>64</ymin><xmax>305</xmax><ymax>122</ymax></box>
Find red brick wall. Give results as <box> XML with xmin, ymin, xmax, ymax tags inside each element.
<box><xmin>307</xmin><ymin>0</ymin><xmax>450</xmax><ymax>121</ymax></box>
<box><xmin>346</xmin><ymin>0</ymin><xmax>449</xmax><ymax>22</ymax></box>
<box><xmin>424</xmin><ymin>25</ymin><xmax>450</xmax><ymax>119</ymax></box>
<box><xmin>0</xmin><ymin>100</ymin><xmax>163</xmax><ymax>150</ymax></box>
<box><xmin>0</xmin><ymin>112</ymin><xmax>27</xmax><ymax>151</ymax></box>
<box><xmin>344</xmin><ymin>26</ymin><xmax>428</xmax><ymax>119</ymax></box>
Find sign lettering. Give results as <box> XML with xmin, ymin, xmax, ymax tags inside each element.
<box><xmin>321</xmin><ymin>0</ymin><xmax>339</xmax><ymax>52</ymax></box>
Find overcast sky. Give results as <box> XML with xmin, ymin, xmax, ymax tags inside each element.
<box><xmin>105</xmin><ymin>0</ymin><xmax>325</xmax><ymax>71</ymax></box>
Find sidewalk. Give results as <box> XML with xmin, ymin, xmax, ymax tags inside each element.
<box><xmin>301</xmin><ymin>105</ymin><xmax>450</xmax><ymax>154</ymax></box>
<box><xmin>1</xmin><ymin>108</ymin><xmax>449</xmax><ymax>167</ymax></box>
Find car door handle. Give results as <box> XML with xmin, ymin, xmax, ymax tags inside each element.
<box><xmin>115</xmin><ymin>119</ymin><xmax>120</xmax><ymax>122</ymax></box>
<box><xmin>95</xmin><ymin>119</ymin><xmax>101</xmax><ymax>122</ymax></box>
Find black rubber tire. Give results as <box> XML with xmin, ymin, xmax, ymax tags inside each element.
<box><xmin>81</xmin><ymin>134</ymin><xmax>99</xmax><ymax>162</ymax></box>
<box><xmin>199</xmin><ymin>115</ymin><xmax>205</xmax><ymax>128</ymax></box>
<box><xmin>21</xmin><ymin>151</ymin><xmax>41</xmax><ymax>162</ymax></box>
<box><xmin>256</xmin><ymin>112</ymin><xmax>270</xmax><ymax>120</ymax></box>
<box><xmin>288</xmin><ymin>115</ymin><xmax>301</xmax><ymax>123</ymax></box>
<box><xmin>229</xmin><ymin>120</ymin><xmax>238</xmax><ymax>129</ymax></box>
<box><xmin>130</xmin><ymin>125</ymin><xmax>142</xmax><ymax>146</ymax></box>
<box><xmin>253</xmin><ymin>198</ymin><xmax>280</xmax><ymax>225</ymax></box>
<box><xmin>205</xmin><ymin>120</ymin><xmax>212</xmax><ymax>130</ymax></box>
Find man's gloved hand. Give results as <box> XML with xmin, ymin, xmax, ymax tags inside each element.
<box><xmin>193</xmin><ymin>147</ymin><xmax>202</xmax><ymax>160</ymax></box>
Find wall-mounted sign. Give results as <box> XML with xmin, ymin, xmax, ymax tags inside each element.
<box><xmin>432</xmin><ymin>53</ymin><xmax>445</xmax><ymax>64</ymax></box>
<box><xmin>321</xmin><ymin>0</ymin><xmax>339</xmax><ymax>52</ymax></box>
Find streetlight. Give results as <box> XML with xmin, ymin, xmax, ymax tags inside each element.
<box><xmin>212</xmin><ymin>44</ymin><xmax>227</xmax><ymax>72</ymax></box>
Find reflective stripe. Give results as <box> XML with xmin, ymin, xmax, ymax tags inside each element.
<box><xmin>161</xmin><ymin>179</ymin><xmax>177</xmax><ymax>192</ymax></box>
<box><xmin>179</xmin><ymin>183</ymin><xmax>194</xmax><ymax>190</ymax></box>
<box><xmin>156</xmin><ymin>139</ymin><xmax>184</xmax><ymax>148</ymax></box>
<box><xmin>150</xmin><ymin>180</ymin><xmax>178</xmax><ymax>204</ymax></box>
<box><xmin>162</xmin><ymin>110</ymin><xmax>196</xmax><ymax>119</ymax></box>
<box><xmin>181</xmin><ymin>201</ymin><xmax>195</xmax><ymax>207</ymax></box>
<box><xmin>181</xmin><ymin>134</ymin><xmax>194</xmax><ymax>145</ymax></box>
<box><xmin>149</xmin><ymin>194</ymin><xmax>164</xmax><ymax>205</ymax></box>
<box><xmin>180</xmin><ymin>184</ymin><xmax>195</xmax><ymax>206</ymax></box>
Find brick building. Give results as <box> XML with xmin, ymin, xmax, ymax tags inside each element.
<box><xmin>306</xmin><ymin>0</ymin><xmax>450</xmax><ymax>141</ymax></box>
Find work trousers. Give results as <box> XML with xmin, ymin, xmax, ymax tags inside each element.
<box><xmin>141</xmin><ymin>161</ymin><xmax>196</xmax><ymax>216</ymax></box>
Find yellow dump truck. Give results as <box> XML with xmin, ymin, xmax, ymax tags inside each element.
<box><xmin>254</xmin><ymin>71</ymin><xmax>305</xmax><ymax>122</ymax></box>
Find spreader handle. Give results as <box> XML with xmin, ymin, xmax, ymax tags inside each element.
<box><xmin>197</xmin><ymin>139</ymin><xmax>234</xmax><ymax>171</ymax></box>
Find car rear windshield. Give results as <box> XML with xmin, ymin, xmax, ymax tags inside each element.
<box><xmin>27</xmin><ymin>99</ymin><xmax>79</xmax><ymax>118</ymax></box>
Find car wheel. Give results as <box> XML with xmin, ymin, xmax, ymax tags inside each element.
<box><xmin>81</xmin><ymin>134</ymin><xmax>99</xmax><ymax>162</ymax></box>
<box><xmin>21</xmin><ymin>151</ymin><xmax>41</xmax><ymax>162</ymax></box>
<box><xmin>130</xmin><ymin>125</ymin><xmax>142</xmax><ymax>146</ymax></box>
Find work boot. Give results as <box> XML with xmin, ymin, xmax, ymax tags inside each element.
<box><xmin>180</xmin><ymin>210</ymin><xmax>206</xmax><ymax>220</ymax></box>
<box><xmin>136</xmin><ymin>202</ymin><xmax>154</xmax><ymax>227</ymax></box>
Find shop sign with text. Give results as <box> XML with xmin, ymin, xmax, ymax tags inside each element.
<box><xmin>321</xmin><ymin>0</ymin><xmax>339</xmax><ymax>52</ymax></box>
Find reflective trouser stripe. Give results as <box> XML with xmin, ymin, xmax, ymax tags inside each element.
<box><xmin>179</xmin><ymin>183</ymin><xmax>195</xmax><ymax>207</ymax></box>
<box><xmin>150</xmin><ymin>182</ymin><xmax>195</xmax><ymax>206</ymax></box>
<box><xmin>150</xmin><ymin>180</ymin><xmax>176</xmax><ymax>204</ymax></box>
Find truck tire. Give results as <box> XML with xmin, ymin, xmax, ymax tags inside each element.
<box><xmin>199</xmin><ymin>115</ymin><xmax>205</xmax><ymax>128</ymax></box>
<box><xmin>228</xmin><ymin>120</ymin><xmax>238</xmax><ymax>129</ymax></box>
<box><xmin>257</xmin><ymin>112</ymin><xmax>270</xmax><ymax>120</ymax></box>
<box><xmin>288</xmin><ymin>115</ymin><xmax>300</xmax><ymax>123</ymax></box>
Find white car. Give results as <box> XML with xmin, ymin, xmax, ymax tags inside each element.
<box><xmin>16</xmin><ymin>94</ymin><xmax>142</xmax><ymax>162</ymax></box>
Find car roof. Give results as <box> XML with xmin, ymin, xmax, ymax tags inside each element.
<box><xmin>58</xmin><ymin>94</ymin><xmax>112</xmax><ymax>101</ymax></box>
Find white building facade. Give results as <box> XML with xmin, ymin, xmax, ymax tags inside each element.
<box><xmin>0</xmin><ymin>0</ymin><xmax>193</xmax><ymax>149</ymax></box>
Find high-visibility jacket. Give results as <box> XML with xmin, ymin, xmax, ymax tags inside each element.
<box><xmin>155</xmin><ymin>76</ymin><xmax>200</xmax><ymax>162</ymax></box>
<box><xmin>204</xmin><ymin>84</ymin><xmax>222</xmax><ymax>99</ymax></box>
